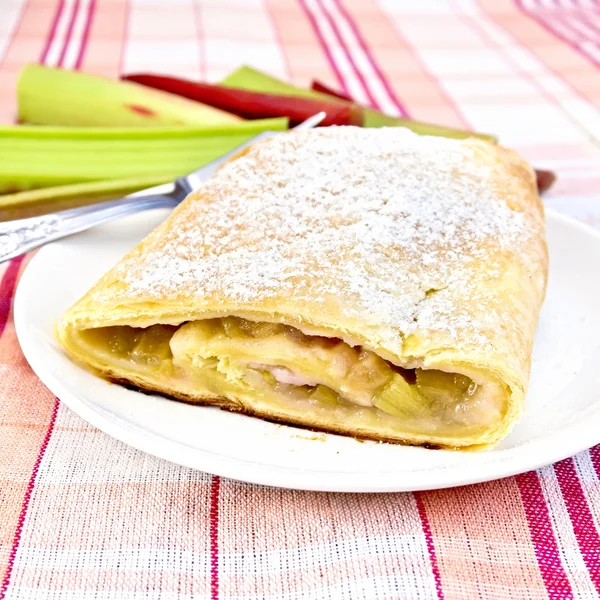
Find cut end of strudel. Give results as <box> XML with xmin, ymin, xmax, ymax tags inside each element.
<box><xmin>58</xmin><ymin>127</ymin><xmax>548</xmax><ymax>450</ymax></box>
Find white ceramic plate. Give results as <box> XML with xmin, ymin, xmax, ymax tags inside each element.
<box><xmin>14</xmin><ymin>208</ymin><xmax>600</xmax><ymax>492</ymax></box>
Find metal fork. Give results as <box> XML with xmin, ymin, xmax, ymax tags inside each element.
<box><xmin>0</xmin><ymin>112</ymin><xmax>325</xmax><ymax>263</ymax></box>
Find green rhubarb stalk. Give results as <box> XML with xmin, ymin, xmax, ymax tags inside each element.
<box><xmin>0</xmin><ymin>118</ymin><xmax>288</xmax><ymax>192</ymax></box>
<box><xmin>0</xmin><ymin>175</ymin><xmax>171</xmax><ymax>221</ymax></box>
<box><xmin>222</xmin><ymin>66</ymin><xmax>497</xmax><ymax>143</ymax></box>
<box><xmin>18</xmin><ymin>64</ymin><xmax>242</xmax><ymax>127</ymax></box>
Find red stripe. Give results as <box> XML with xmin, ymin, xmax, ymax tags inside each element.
<box><xmin>57</xmin><ymin>0</ymin><xmax>81</xmax><ymax>68</ymax></box>
<box><xmin>0</xmin><ymin>398</ymin><xmax>60</xmax><ymax>599</ymax></box>
<box><xmin>74</xmin><ymin>0</ymin><xmax>96</xmax><ymax>69</ymax></box>
<box><xmin>516</xmin><ymin>471</ymin><xmax>574</xmax><ymax>599</ymax></box>
<box><xmin>296</xmin><ymin>0</ymin><xmax>351</xmax><ymax>95</ymax></box>
<box><xmin>332</xmin><ymin>0</ymin><xmax>408</xmax><ymax>116</ymax></box>
<box><xmin>554</xmin><ymin>459</ymin><xmax>600</xmax><ymax>592</ymax></box>
<box><xmin>39</xmin><ymin>0</ymin><xmax>65</xmax><ymax>64</ymax></box>
<box><xmin>210</xmin><ymin>475</ymin><xmax>220</xmax><ymax>600</ymax></box>
<box><xmin>314</xmin><ymin>0</ymin><xmax>380</xmax><ymax>109</ymax></box>
<box><xmin>414</xmin><ymin>493</ymin><xmax>444</xmax><ymax>600</ymax></box>
<box><xmin>0</xmin><ymin>256</ymin><xmax>25</xmax><ymax>339</ymax></box>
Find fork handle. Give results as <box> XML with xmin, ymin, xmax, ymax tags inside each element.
<box><xmin>0</xmin><ymin>193</ymin><xmax>176</xmax><ymax>263</ymax></box>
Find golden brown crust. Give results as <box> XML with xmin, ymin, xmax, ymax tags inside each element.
<box><xmin>58</xmin><ymin>127</ymin><xmax>548</xmax><ymax>449</ymax></box>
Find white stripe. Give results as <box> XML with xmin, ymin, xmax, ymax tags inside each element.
<box><xmin>302</xmin><ymin>0</ymin><xmax>370</xmax><ymax>105</ymax></box>
<box><xmin>535</xmin><ymin>157</ymin><xmax>600</xmax><ymax>169</ymax></box>
<box><xmin>573</xmin><ymin>451</ymin><xmax>599</xmax><ymax>484</ymax></box>
<box><xmin>552</xmin><ymin>168</ymin><xmax>600</xmax><ymax>179</ymax></box>
<box><xmin>572</xmin><ymin>452</ymin><xmax>600</xmax><ymax>533</ymax></box>
<box><xmin>13</xmin><ymin>535</ymin><xmax>421</xmax><ymax>575</ymax></box>
<box><xmin>4</xmin><ymin>590</ymin><xmax>203</xmax><ymax>600</ymax></box>
<box><xmin>44</xmin><ymin>0</ymin><xmax>78</xmax><ymax>67</ymax></box>
<box><xmin>0</xmin><ymin>0</ymin><xmax>26</xmax><ymax>63</ymax></box>
<box><xmin>319</xmin><ymin>0</ymin><xmax>400</xmax><ymax>115</ymax></box>
<box><xmin>520</xmin><ymin>0</ymin><xmax>537</xmax><ymax>10</ymax></box>
<box><xmin>61</xmin><ymin>0</ymin><xmax>91</xmax><ymax>70</ymax></box>
<box><xmin>540</xmin><ymin>0</ymin><xmax>559</xmax><ymax>9</ymax></box>
<box><xmin>581</xmin><ymin>40</ymin><xmax>600</xmax><ymax>63</ymax></box>
<box><xmin>547</xmin><ymin>16</ymin><xmax>583</xmax><ymax>43</ymax></box>
<box><xmin>566</xmin><ymin>15</ymin><xmax>598</xmax><ymax>40</ymax></box>
<box><xmin>12</xmin><ymin>547</ymin><xmax>210</xmax><ymax>573</ymax></box>
<box><xmin>537</xmin><ymin>466</ymin><xmax>598</xmax><ymax>596</ymax></box>
<box><xmin>3</xmin><ymin>578</ymin><xmax>547</xmax><ymax>600</ymax></box>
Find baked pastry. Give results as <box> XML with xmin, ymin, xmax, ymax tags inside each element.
<box><xmin>58</xmin><ymin>127</ymin><xmax>548</xmax><ymax>449</ymax></box>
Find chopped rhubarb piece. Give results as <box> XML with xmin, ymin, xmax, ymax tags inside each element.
<box><xmin>535</xmin><ymin>169</ymin><xmax>556</xmax><ymax>194</ymax></box>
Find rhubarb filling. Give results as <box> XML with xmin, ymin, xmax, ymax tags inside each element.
<box><xmin>71</xmin><ymin>316</ymin><xmax>506</xmax><ymax>438</ymax></box>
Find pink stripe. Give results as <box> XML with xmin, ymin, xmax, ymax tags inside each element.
<box><xmin>554</xmin><ymin>459</ymin><xmax>600</xmax><ymax>592</ymax></box>
<box><xmin>0</xmin><ymin>398</ymin><xmax>60</xmax><ymax>600</ymax></box>
<box><xmin>314</xmin><ymin>0</ymin><xmax>380</xmax><ymax>109</ymax></box>
<box><xmin>210</xmin><ymin>475</ymin><xmax>220</xmax><ymax>600</ymax></box>
<box><xmin>39</xmin><ymin>0</ymin><xmax>65</xmax><ymax>64</ymax></box>
<box><xmin>332</xmin><ymin>0</ymin><xmax>408</xmax><ymax>116</ymax></box>
<box><xmin>57</xmin><ymin>0</ymin><xmax>81</xmax><ymax>68</ymax></box>
<box><xmin>0</xmin><ymin>256</ymin><xmax>25</xmax><ymax>339</ymax></box>
<box><xmin>515</xmin><ymin>0</ymin><xmax>600</xmax><ymax>66</ymax></box>
<box><xmin>414</xmin><ymin>493</ymin><xmax>444</xmax><ymax>600</ymax></box>
<box><xmin>74</xmin><ymin>0</ymin><xmax>96</xmax><ymax>69</ymax></box>
<box><xmin>516</xmin><ymin>471</ymin><xmax>574</xmax><ymax>599</ymax></box>
<box><xmin>296</xmin><ymin>0</ymin><xmax>351</xmax><ymax>96</ymax></box>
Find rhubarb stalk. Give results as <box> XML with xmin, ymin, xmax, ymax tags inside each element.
<box><xmin>0</xmin><ymin>175</ymin><xmax>171</xmax><ymax>221</ymax></box>
<box><xmin>123</xmin><ymin>74</ymin><xmax>364</xmax><ymax>127</ymax></box>
<box><xmin>0</xmin><ymin>118</ymin><xmax>288</xmax><ymax>193</ymax></box>
<box><xmin>18</xmin><ymin>64</ymin><xmax>242</xmax><ymax>127</ymax></box>
<box><xmin>222</xmin><ymin>66</ymin><xmax>497</xmax><ymax>142</ymax></box>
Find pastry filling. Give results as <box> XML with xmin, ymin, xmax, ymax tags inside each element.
<box><xmin>76</xmin><ymin>317</ymin><xmax>505</xmax><ymax>437</ymax></box>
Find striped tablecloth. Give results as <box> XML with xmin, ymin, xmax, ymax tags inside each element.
<box><xmin>1</xmin><ymin>1</ymin><xmax>600</xmax><ymax>598</ymax></box>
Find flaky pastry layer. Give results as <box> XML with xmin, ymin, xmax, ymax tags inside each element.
<box><xmin>58</xmin><ymin>127</ymin><xmax>548</xmax><ymax>449</ymax></box>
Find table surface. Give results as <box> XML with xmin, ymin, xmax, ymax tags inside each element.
<box><xmin>1</xmin><ymin>1</ymin><xmax>600</xmax><ymax>598</ymax></box>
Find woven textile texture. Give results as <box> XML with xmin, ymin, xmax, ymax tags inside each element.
<box><xmin>1</xmin><ymin>0</ymin><xmax>600</xmax><ymax>598</ymax></box>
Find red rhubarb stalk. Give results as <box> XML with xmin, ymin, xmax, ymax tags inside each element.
<box><xmin>123</xmin><ymin>74</ymin><xmax>364</xmax><ymax>127</ymax></box>
<box><xmin>311</xmin><ymin>80</ymin><xmax>354</xmax><ymax>102</ymax></box>
<box><xmin>535</xmin><ymin>169</ymin><xmax>556</xmax><ymax>195</ymax></box>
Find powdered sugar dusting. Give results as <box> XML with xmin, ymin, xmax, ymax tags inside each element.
<box><xmin>105</xmin><ymin>127</ymin><xmax>544</xmax><ymax>354</ymax></box>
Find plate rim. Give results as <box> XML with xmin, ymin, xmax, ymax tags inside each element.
<box><xmin>13</xmin><ymin>208</ymin><xmax>600</xmax><ymax>492</ymax></box>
